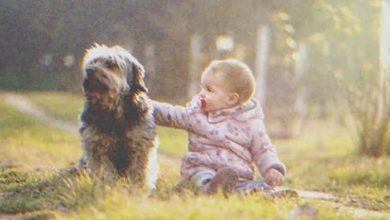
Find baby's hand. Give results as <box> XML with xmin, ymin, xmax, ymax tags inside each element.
<box><xmin>265</xmin><ymin>168</ymin><xmax>284</xmax><ymax>187</ymax></box>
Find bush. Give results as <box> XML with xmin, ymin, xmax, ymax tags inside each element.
<box><xmin>337</xmin><ymin>72</ymin><xmax>390</xmax><ymax>156</ymax></box>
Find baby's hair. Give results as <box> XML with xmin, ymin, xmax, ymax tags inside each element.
<box><xmin>202</xmin><ymin>59</ymin><xmax>256</xmax><ymax>105</ymax></box>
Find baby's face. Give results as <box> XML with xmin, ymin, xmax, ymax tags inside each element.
<box><xmin>199</xmin><ymin>72</ymin><xmax>237</xmax><ymax>113</ymax></box>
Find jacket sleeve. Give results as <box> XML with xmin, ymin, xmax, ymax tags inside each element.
<box><xmin>151</xmin><ymin>100</ymin><xmax>191</xmax><ymax>130</ymax></box>
<box><xmin>249</xmin><ymin>121</ymin><xmax>286</xmax><ymax>177</ymax></box>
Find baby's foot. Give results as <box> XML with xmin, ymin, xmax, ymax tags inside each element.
<box><xmin>206</xmin><ymin>167</ymin><xmax>239</xmax><ymax>195</ymax></box>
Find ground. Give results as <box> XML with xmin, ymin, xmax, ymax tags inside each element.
<box><xmin>0</xmin><ymin>91</ymin><xmax>389</xmax><ymax>220</ymax></box>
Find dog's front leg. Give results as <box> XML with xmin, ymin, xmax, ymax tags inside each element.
<box><xmin>88</xmin><ymin>154</ymin><xmax>118</xmax><ymax>183</ymax></box>
<box><xmin>82</xmin><ymin>132</ymin><xmax>119</xmax><ymax>182</ymax></box>
<box><xmin>125</xmin><ymin>148</ymin><xmax>148</xmax><ymax>188</ymax></box>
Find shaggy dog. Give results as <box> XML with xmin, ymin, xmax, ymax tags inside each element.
<box><xmin>78</xmin><ymin>44</ymin><xmax>159</xmax><ymax>189</ymax></box>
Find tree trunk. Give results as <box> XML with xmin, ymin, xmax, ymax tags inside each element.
<box><xmin>144</xmin><ymin>44</ymin><xmax>156</xmax><ymax>97</ymax></box>
<box><xmin>379</xmin><ymin>0</ymin><xmax>390</xmax><ymax>122</ymax></box>
<box><xmin>255</xmin><ymin>25</ymin><xmax>271</xmax><ymax>108</ymax></box>
<box><xmin>293</xmin><ymin>43</ymin><xmax>308</xmax><ymax>136</ymax></box>
<box><xmin>188</xmin><ymin>34</ymin><xmax>202</xmax><ymax>99</ymax></box>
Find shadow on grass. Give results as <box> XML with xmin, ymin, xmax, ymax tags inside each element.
<box><xmin>0</xmin><ymin>168</ymin><xmax>97</xmax><ymax>214</ymax></box>
<box><xmin>0</xmin><ymin>167</ymin><xmax>187</xmax><ymax>216</ymax></box>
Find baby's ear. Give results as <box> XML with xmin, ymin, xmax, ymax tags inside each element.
<box><xmin>228</xmin><ymin>93</ymin><xmax>239</xmax><ymax>105</ymax></box>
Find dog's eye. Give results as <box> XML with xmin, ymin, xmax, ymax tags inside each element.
<box><xmin>105</xmin><ymin>59</ymin><xmax>117</xmax><ymax>68</ymax></box>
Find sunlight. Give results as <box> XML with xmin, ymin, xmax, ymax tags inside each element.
<box><xmin>215</xmin><ymin>35</ymin><xmax>234</xmax><ymax>52</ymax></box>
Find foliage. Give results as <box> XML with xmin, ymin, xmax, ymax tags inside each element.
<box><xmin>0</xmin><ymin>1</ymin><xmax>381</xmax><ymax>102</ymax></box>
<box><xmin>285</xmin><ymin>0</ymin><xmax>379</xmax><ymax>106</ymax></box>
<box><xmin>279</xmin><ymin>0</ymin><xmax>387</xmax><ymax>155</ymax></box>
<box><xmin>336</xmin><ymin>70</ymin><xmax>390</xmax><ymax>156</ymax></box>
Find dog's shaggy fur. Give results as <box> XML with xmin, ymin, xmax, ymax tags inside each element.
<box><xmin>79</xmin><ymin>44</ymin><xmax>159</xmax><ymax>189</ymax></box>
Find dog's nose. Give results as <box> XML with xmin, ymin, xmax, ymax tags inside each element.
<box><xmin>85</xmin><ymin>67</ymin><xmax>95</xmax><ymax>76</ymax></box>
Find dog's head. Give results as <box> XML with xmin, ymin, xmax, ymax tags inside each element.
<box><xmin>81</xmin><ymin>44</ymin><xmax>147</xmax><ymax>98</ymax></box>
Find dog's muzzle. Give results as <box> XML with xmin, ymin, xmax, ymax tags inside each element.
<box><xmin>83</xmin><ymin>68</ymin><xmax>111</xmax><ymax>94</ymax></box>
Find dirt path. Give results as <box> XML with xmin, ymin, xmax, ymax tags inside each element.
<box><xmin>3</xmin><ymin>93</ymin><xmax>78</xmax><ymax>134</ymax></box>
<box><xmin>2</xmin><ymin>92</ymin><xmax>389</xmax><ymax>219</ymax></box>
<box><xmin>322</xmin><ymin>201</ymin><xmax>389</xmax><ymax>219</ymax></box>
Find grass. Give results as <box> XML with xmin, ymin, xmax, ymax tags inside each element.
<box><xmin>0</xmin><ymin>168</ymin><xmax>98</xmax><ymax>215</ymax></box>
<box><xmin>0</xmin><ymin>91</ymin><xmax>389</xmax><ymax>219</ymax></box>
<box><xmin>67</xmin><ymin>191</ymin><xmax>355</xmax><ymax>220</ymax></box>
<box><xmin>0</xmin><ymin>100</ymin><xmax>82</xmax><ymax>169</ymax></box>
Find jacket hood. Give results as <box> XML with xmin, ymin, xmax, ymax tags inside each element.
<box><xmin>187</xmin><ymin>96</ymin><xmax>264</xmax><ymax>123</ymax></box>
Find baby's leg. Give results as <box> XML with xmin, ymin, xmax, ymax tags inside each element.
<box><xmin>185</xmin><ymin>167</ymin><xmax>240</xmax><ymax>195</ymax></box>
<box><xmin>188</xmin><ymin>167</ymin><xmax>239</xmax><ymax>195</ymax></box>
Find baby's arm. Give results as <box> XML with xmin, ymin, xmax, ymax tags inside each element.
<box><xmin>250</xmin><ymin>121</ymin><xmax>286</xmax><ymax>185</ymax></box>
<box><xmin>152</xmin><ymin>100</ymin><xmax>191</xmax><ymax>130</ymax></box>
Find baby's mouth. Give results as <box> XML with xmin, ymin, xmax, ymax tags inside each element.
<box><xmin>199</xmin><ymin>97</ymin><xmax>206</xmax><ymax>109</ymax></box>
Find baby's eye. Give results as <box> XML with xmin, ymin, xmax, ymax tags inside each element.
<box><xmin>200</xmin><ymin>84</ymin><xmax>212</xmax><ymax>93</ymax></box>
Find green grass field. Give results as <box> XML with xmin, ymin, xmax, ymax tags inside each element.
<box><xmin>0</xmin><ymin>92</ymin><xmax>389</xmax><ymax>219</ymax></box>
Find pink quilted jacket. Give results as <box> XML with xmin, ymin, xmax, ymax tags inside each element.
<box><xmin>152</xmin><ymin>96</ymin><xmax>286</xmax><ymax>180</ymax></box>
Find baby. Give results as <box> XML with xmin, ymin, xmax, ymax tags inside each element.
<box><xmin>153</xmin><ymin>59</ymin><xmax>286</xmax><ymax>195</ymax></box>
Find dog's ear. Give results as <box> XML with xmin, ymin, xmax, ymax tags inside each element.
<box><xmin>127</xmin><ymin>60</ymin><xmax>148</xmax><ymax>93</ymax></box>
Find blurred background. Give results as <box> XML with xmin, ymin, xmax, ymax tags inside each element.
<box><xmin>1</xmin><ymin>0</ymin><xmax>389</xmax><ymax>155</ymax></box>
